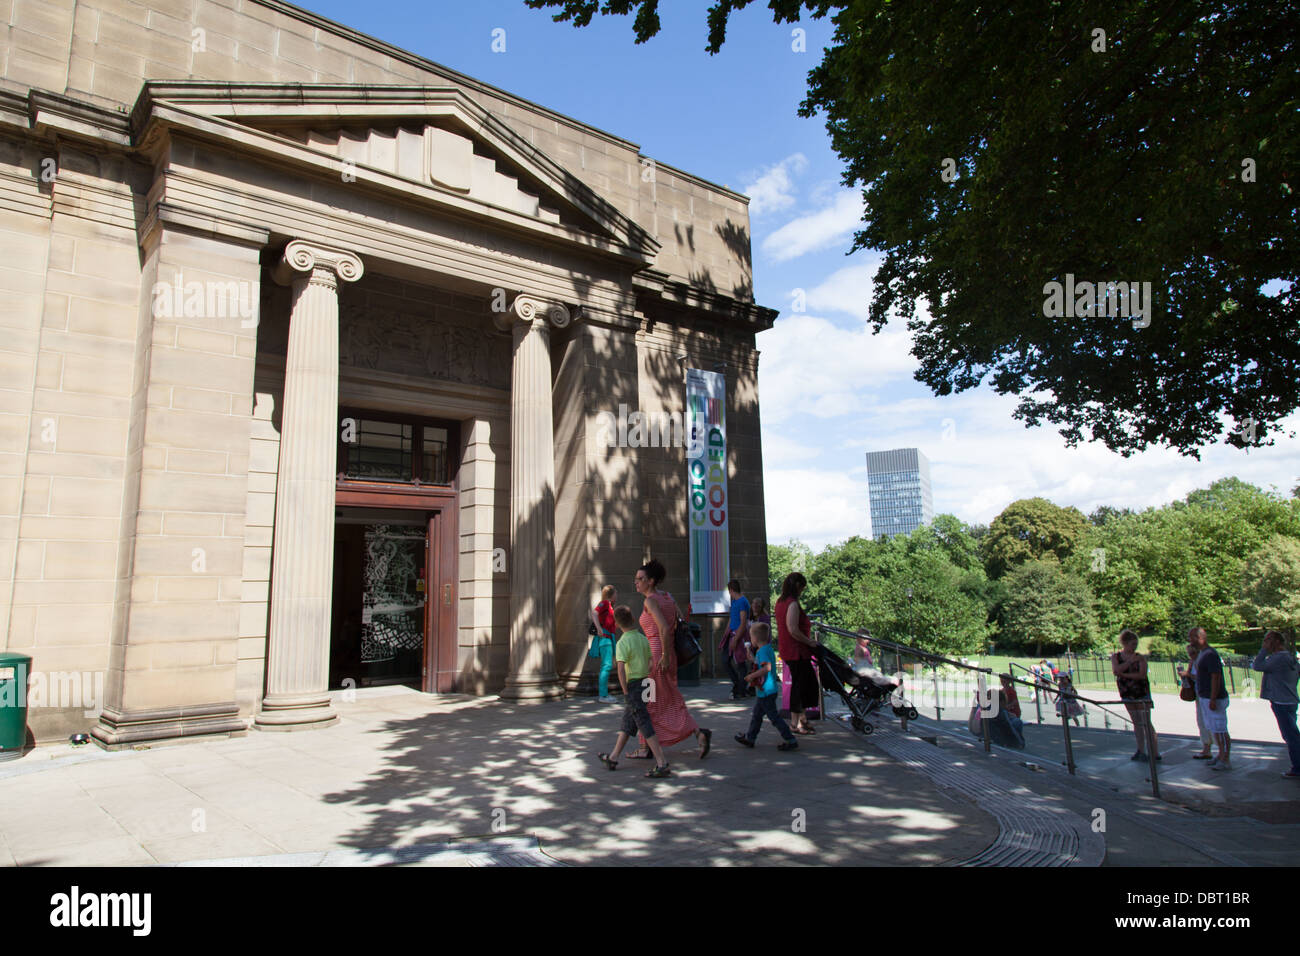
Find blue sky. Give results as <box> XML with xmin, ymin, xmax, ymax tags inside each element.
<box><xmin>300</xmin><ymin>0</ymin><xmax>1300</xmax><ymax>548</ymax></box>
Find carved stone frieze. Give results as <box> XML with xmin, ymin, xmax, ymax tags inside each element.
<box><xmin>339</xmin><ymin>303</ymin><xmax>510</xmax><ymax>390</ymax></box>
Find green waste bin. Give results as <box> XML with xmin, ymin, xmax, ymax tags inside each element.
<box><xmin>0</xmin><ymin>652</ymin><xmax>31</xmax><ymax>761</ymax></box>
<box><xmin>676</xmin><ymin>623</ymin><xmax>702</xmax><ymax>687</ymax></box>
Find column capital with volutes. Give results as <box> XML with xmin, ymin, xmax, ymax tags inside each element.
<box><xmin>494</xmin><ymin>293</ymin><xmax>571</xmax><ymax>332</ymax></box>
<box><xmin>272</xmin><ymin>239</ymin><xmax>364</xmax><ymax>289</ymax></box>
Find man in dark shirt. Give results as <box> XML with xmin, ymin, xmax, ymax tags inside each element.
<box><xmin>1191</xmin><ymin>627</ymin><xmax>1231</xmax><ymax>770</ymax></box>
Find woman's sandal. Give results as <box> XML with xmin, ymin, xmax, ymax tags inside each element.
<box><xmin>597</xmin><ymin>753</ymin><xmax>618</xmax><ymax>771</ymax></box>
<box><xmin>626</xmin><ymin>748</ymin><xmax>653</xmax><ymax>759</ymax></box>
<box><xmin>645</xmin><ymin>763</ymin><xmax>672</xmax><ymax>778</ymax></box>
<box><xmin>698</xmin><ymin>728</ymin><xmax>712</xmax><ymax>758</ymax></box>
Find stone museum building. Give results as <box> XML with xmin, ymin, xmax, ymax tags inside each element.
<box><xmin>0</xmin><ymin>0</ymin><xmax>775</xmax><ymax>745</ymax></box>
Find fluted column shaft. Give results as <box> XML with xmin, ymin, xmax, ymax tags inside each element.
<box><xmin>500</xmin><ymin>295</ymin><xmax>568</xmax><ymax>700</ymax></box>
<box><xmin>256</xmin><ymin>242</ymin><xmax>362</xmax><ymax>730</ymax></box>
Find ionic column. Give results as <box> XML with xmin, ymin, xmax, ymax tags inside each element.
<box><xmin>499</xmin><ymin>294</ymin><xmax>569</xmax><ymax>701</ymax></box>
<box><xmin>255</xmin><ymin>241</ymin><xmax>363</xmax><ymax>730</ymax></box>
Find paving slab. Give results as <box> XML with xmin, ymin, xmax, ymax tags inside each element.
<box><xmin>0</xmin><ymin>683</ymin><xmax>1001</xmax><ymax>866</ymax></box>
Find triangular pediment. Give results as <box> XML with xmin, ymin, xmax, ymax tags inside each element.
<box><xmin>132</xmin><ymin>82</ymin><xmax>659</xmax><ymax>265</ymax></box>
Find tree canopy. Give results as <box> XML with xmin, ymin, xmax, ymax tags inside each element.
<box><xmin>983</xmin><ymin>497</ymin><xmax>1088</xmax><ymax>579</ymax></box>
<box><xmin>767</xmin><ymin>478</ymin><xmax>1300</xmax><ymax>657</ymax></box>
<box><xmin>1237</xmin><ymin>534</ymin><xmax>1300</xmax><ymax>639</ymax></box>
<box><xmin>527</xmin><ymin>0</ymin><xmax>1299</xmax><ymax>457</ymax></box>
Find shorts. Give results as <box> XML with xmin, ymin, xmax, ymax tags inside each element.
<box><xmin>621</xmin><ymin>679</ymin><xmax>656</xmax><ymax>738</ymax></box>
<box><xmin>787</xmin><ymin>658</ymin><xmax>819</xmax><ymax>711</ymax></box>
<box><xmin>1198</xmin><ymin>695</ymin><xmax>1229</xmax><ymax>735</ymax></box>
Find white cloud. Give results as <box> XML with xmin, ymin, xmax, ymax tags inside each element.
<box><xmin>762</xmin><ymin>467</ymin><xmax>871</xmax><ymax>547</ymax></box>
<box><xmin>756</xmin><ymin>369</ymin><xmax>1300</xmax><ymax>548</ymax></box>
<box><xmin>740</xmin><ymin>153</ymin><xmax>808</xmax><ymax>216</ymax></box>
<box><xmin>804</xmin><ymin>260</ymin><xmax>881</xmax><ymax>321</ymax></box>
<box><xmin>761</xmin><ymin>190</ymin><xmax>865</xmax><ymax>263</ymax></box>
<box><xmin>756</xmin><ymin>313</ymin><xmax>918</xmax><ymax>427</ymax></box>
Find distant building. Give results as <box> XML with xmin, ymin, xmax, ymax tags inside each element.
<box><xmin>866</xmin><ymin>448</ymin><xmax>934</xmax><ymax>539</ymax></box>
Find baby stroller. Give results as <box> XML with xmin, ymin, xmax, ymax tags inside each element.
<box><xmin>813</xmin><ymin>642</ymin><xmax>918</xmax><ymax>735</ymax></box>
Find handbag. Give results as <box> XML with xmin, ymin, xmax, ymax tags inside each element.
<box><xmin>1179</xmin><ymin>676</ymin><xmax>1197</xmax><ymax>702</ymax></box>
<box><xmin>673</xmin><ymin>615</ymin><xmax>701</xmax><ymax>668</ymax></box>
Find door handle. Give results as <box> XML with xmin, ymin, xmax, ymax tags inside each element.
<box><xmin>443</xmin><ymin>584</ymin><xmax>452</xmax><ymax>606</ymax></box>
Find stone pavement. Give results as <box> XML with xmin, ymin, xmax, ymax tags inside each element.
<box><xmin>0</xmin><ymin>684</ymin><xmax>998</xmax><ymax>866</ymax></box>
<box><xmin>2</xmin><ymin>682</ymin><xmax>1295</xmax><ymax>867</ymax></box>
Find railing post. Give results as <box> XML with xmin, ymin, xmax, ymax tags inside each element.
<box><xmin>977</xmin><ymin>672</ymin><xmax>991</xmax><ymax>753</ymax></box>
<box><xmin>1061</xmin><ymin>691</ymin><xmax>1077</xmax><ymax>774</ymax></box>
<box><xmin>933</xmin><ymin>665</ymin><xmax>942</xmax><ymax>721</ymax></box>
<box><xmin>1143</xmin><ymin>699</ymin><xmax>1161</xmax><ymax>799</ymax></box>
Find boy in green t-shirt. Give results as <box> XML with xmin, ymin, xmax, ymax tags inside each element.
<box><xmin>597</xmin><ymin>606</ymin><xmax>671</xmax><ymax>777</ymax></box>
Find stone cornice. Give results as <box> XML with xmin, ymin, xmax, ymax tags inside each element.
<box><xmin>0</xmin><ymin>88</ymin><xmax>132</xmax><ymax>146</ymax></box>
<box><xmin>635</xmin><ymin>270</ymin><xmax>779</xmax><ymax>333</ymax></box>
<box><xmin>138</xmin><ymin>200</ymin><xmax>271</xmax><ymax>251</ymax></box>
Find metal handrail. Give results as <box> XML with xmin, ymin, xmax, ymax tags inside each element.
<box><xmin>812</xmin><ymin>621</ymin><xmax>1166</xmax><ymax>798</ymax></box>
<box><xmin>1004</xmin><ymin>662</ymin><xmax>1134</xmax><ymax>729</ymax></box>
<box><xmin>813</xmin><ymin>622</ymin><xmax>995</xmax><ymax>675</ymax></box>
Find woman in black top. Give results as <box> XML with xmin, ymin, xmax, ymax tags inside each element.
<box><xmin>1111</xmin><ymin>629</ymin><xmax>1160</xmax><ymax>761</ymax></box>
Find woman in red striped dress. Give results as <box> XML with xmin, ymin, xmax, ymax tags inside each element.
<box><xmin>629</xmin><ymin>559</ymin><xmax>712</xmax><ymax>759</ymax></box>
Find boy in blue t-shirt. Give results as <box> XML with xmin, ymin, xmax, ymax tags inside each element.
<box><xmin>734</xmin><ymin>623</ymin><xmax>798</xmax><ymax>751</ymax></box>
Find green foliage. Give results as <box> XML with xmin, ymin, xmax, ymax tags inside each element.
<box><xmin>846</xmin><ymin>540</ymin><xmax>994</xmax><ymax>657</ymax></box>
<box><xmin>766</xmin><ymin>540</ymin><xmax>813</xmax><ymax>603</ymax></box>
<box><xmin>983</xmin><ymin>498</ymin><xmax>1088</xmax><ymax>578</ymax></box>
<box><xmin>529</xmin><ymin>0</ymin><xmax>1300</xmax><ymax>456</ymax></box>
<box><xmin>762</xmin><ymin>480</ymin><xmax>1300</xmax><ymax>665</ymax></box>
<box><xmin>1066</xmin><ymin>478</ymin><xmax>1300</xmax><ymax>642</ymax></box>
<box><xmin>1000</xmin><ymin>560</ymin><xmax>1099</xmax><ymax>655</ymax></box>
<box><xmin>1237</xmin><ymin>534</ymin><xmax>1300</xmax><ymax>636</ymax></box>
<box><xmin>800</xmin><ymin>536</ymin><xmax>884</xmax><ymax>627</ymax></box>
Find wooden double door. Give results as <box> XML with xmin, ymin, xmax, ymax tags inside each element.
<box><xmin>329</xmin><ymin>486</ymin><xmax>457</xmax><ymax>694</ymax></box>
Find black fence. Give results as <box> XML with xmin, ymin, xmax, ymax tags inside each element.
<box><xmin>1065</xmin><ymin>651</ymin><xmax>1257</xmax><ymax>696</ymax></box>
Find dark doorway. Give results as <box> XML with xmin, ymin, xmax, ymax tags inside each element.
<box><xmin>330</xmin><ymin>509</ymin><xmax>430</xmax><ymax>690</ymax></box>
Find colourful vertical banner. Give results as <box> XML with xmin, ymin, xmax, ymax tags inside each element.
<box><xmin>686</xmin><ymin>368</ymin><xmax>728</xmax><ymax>613</ymax></box>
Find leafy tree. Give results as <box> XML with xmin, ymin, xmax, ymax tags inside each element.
<box><xmin>799</xmin><ymin>535</ymin><xmax>886</xmax><ymax>627</ymax></box>
<box><xmin>983</xmin><ymin>498</ymin><xmax>1088</xmax><ymax>578</ymax></box>
<box><xmin>1237</xmin><ymin>534</ymin><xmax>1300</xmax><ymax>640</ymax></box>
<box><xmin>767</xmin><ymin>540</ymin><xmax>814</xmax><ymax>602</ymax></box>
<box><xmin>1089</xmin><ymin>505</ymin><xmax>1134</xmax><ymax>528</ymax></box>
<box><xmin>847</xmin><ymin>542</ymin><xmax>994</xmax><ymax>657</ymax></box>
<box><xmin>528</xmin><ymin>0</ymin><xmax>1300</xmax><ymax>456</ymax></box>
<box><xmin>1001</xmin><ymin>560</ymin><xmax>1099</xmax><ymax>656</ymax></box>
<box><xmin>1067</xmin><ymin>478</ymin><xmax>1300</xmax><ymax>641</ymax></box>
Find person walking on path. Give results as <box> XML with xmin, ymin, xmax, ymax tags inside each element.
<box><xmin>590</xmin><ymin>585</ymin><xmax>618</xmax><ymax>702</ymax></box>
<box><xmin>597</xmin><ymin>605</ymin><xmax>671</xmax><ymax>777</ymax></box>
<box><xmin>1112</xmin><ymin>629</ymin><xmax>1160</xmax><ymax>761</ymax></box>
<box><xmin>1253</xmin><ymin>630</ymin><xmax>1300</xmax><ymax>778</ymax></box>
<box><xmin>1177</xmin><ymin>640</ymin><xmax>1214</xmax><ymax>759</ymax></box>
<box><xmin>776</xmin><ymin>571</ymin><xmax>819</xmax><ymax>736</ymax></box>
<box><xmin>1191</xmin><ymin>626</ymin><xmax>1232</xmax><ymax>770</ymax></box>
<box><xmin>724</xmin><ymin>580</ymin><xmax>752</xmax><ymax>699</ymax></box>
<box><xmin>627</xmin><ymin>559</ymin><xmax>711</xmax><ymax>759</ymax></box>
<box><xmin>734</xmin><ymin>622</ymin><xmax>798</xmax><ymax>751</ymax></box>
